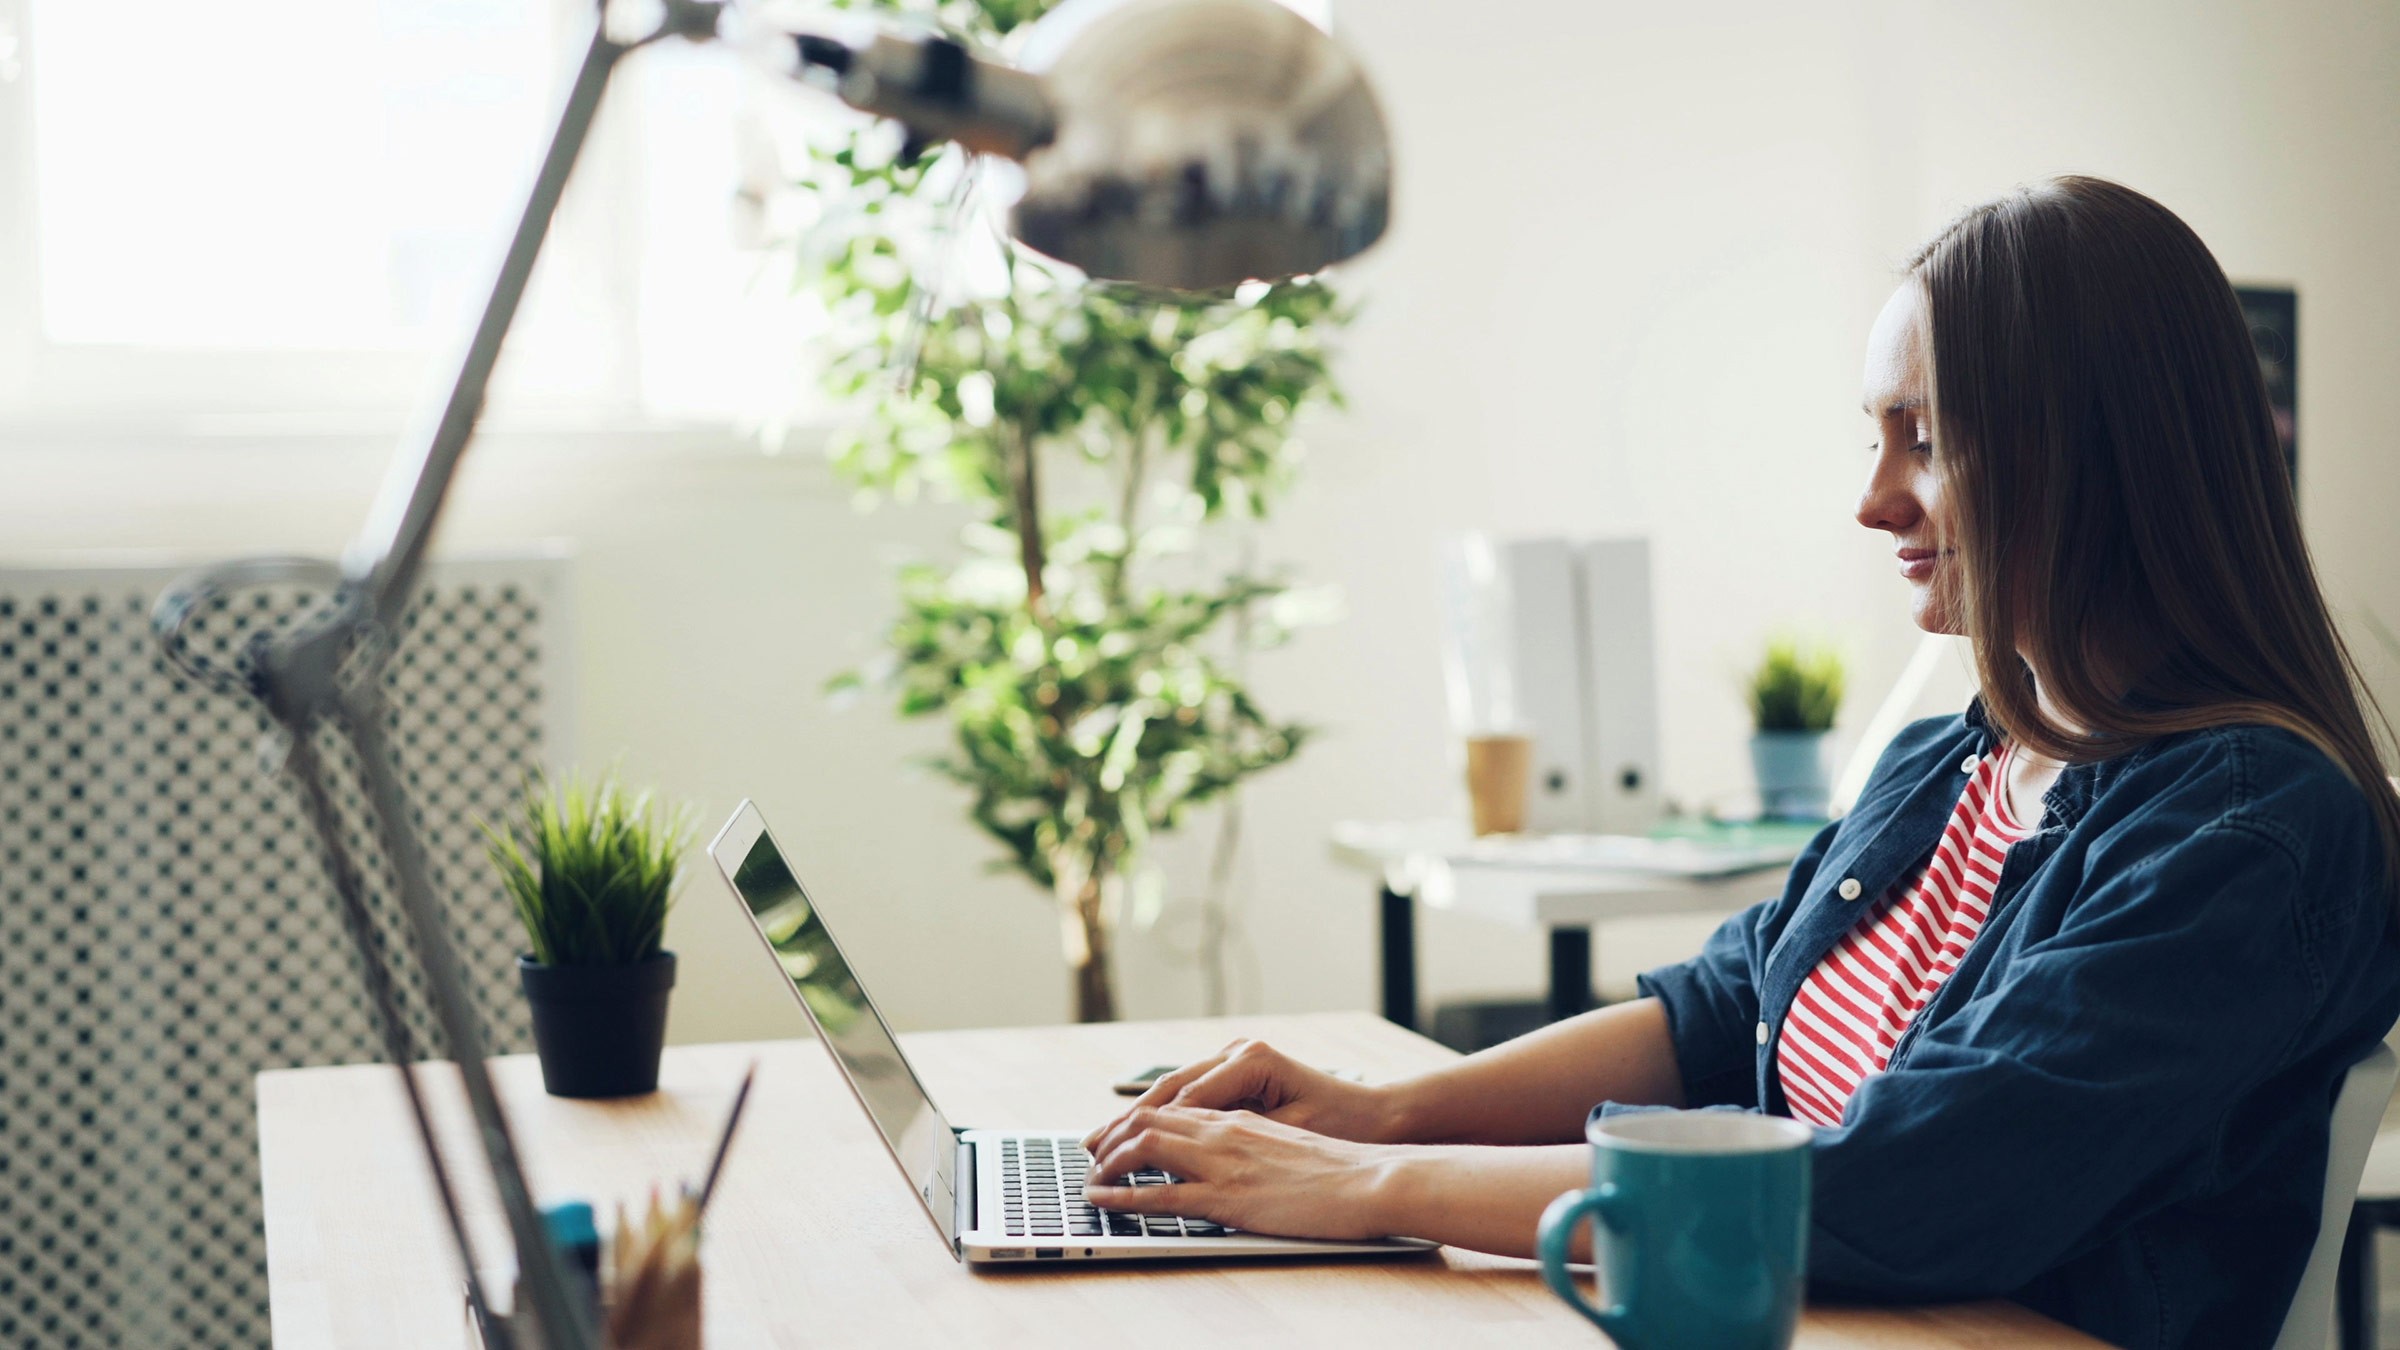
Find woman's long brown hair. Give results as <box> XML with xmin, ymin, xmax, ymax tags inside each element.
<box><xmin>1910</xmin><ymin>175</ymin><xmax>2400</xmax><ymax>895</ymax></box>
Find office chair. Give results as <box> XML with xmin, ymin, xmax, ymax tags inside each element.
<box><xmin>2280</xmin><ymin>1039</ymin><xmax>2399</xmax><ymax>1350</ymax></box>
<box><xmin>2331</xmin><ymin>784</ymin><xmax>2400</xmax><ymax>1350</ymax></box>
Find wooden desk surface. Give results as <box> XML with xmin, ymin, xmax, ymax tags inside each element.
<box><xmin>257</xmin><ymin>1011</ymin><xmax>2099</xmax><ymax>1348</ymax></box>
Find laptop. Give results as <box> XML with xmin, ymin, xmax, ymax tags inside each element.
<box><xmin>708</xmin><ymin>800</ymin><xmax>1437</xmax><ymax>1265</ymax></box>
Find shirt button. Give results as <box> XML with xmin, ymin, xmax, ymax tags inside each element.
<box><xmin>1837</xmin><ymin>877</ymin><xmax>1863</xmax><ymax>900</ymax></box>
<box><xmin>1756</xmin><ymin>1021</ymin><xmax>1771</xmax><ymax>1046</ymax></box>
<box><xmin>1961</xmin><ymin>754</ymin><xmax>1980</xmax><ymax>774</ymax></box>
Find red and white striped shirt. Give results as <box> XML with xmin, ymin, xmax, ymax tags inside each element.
<box><xmin>1776</xmin><ymin>741</ymin><xmax>2034</xmax><ymax>1127</ymax></box>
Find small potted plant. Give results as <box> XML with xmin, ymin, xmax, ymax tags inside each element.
<box><xmin>1745</xmin><ymin>637</ymin><xmax>1846</xmax><ymax>821</ymax></box>
<box><xmin>485</xmin><ymin>774</ymin><xmax>694</xmax><ymax>1098</ymax></box>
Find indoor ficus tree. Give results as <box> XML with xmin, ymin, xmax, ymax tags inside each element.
<box><xmin>786</xmin><ymin>0</ymin><xmax>1356</xmax><ymax>1021</ymax></box>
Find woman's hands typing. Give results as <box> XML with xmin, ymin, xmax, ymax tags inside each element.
<box><xmin>1079</xmin><ymin>1104</ymin><xmax>1413</xmax><ymax>1240</ymax></box>
<box><xmin>1068</xmin><ymin>1006</ymin><xmax>1683</xmax><ymax>1252</ymax></box>
<box><xmin>1075</xmin><ymin>1038</ymin><xmax>1420</xmax><ymax>1240</ymax></box>
<box><xmin>1082</xmin><ymin>1038</ymin><xmax>1405</xmax><ymax>1150</ymax></box>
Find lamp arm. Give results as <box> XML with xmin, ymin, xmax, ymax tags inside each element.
<box><xmin>152</xmin><ymin>6</ymin><xmax>685</xmax><ymax>1347</ymax></box>
<box><xmin>354</xmin><ymin>3</ymin><xmax>1037</xmax><ymax>629</ymax></box>
<box><xmin>302</xmin><ymin>11</ymin><xmax>656</xmax><ymax>1345</ymax></box>
<box><xmin>152</xmin><ymin>4</ymin><xmax>1007</xmax><ymax>1339</ymax></box>
<box><xmin>349</xmin><ymin>10</ymin><xmax>635</xmax><ymax>629</ymax></box>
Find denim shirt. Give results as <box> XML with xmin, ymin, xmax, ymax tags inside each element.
<box><xmin>1633</xmin><ymin>704</ymin><xmax>2400</xmax><ymax>1350</ymax></box>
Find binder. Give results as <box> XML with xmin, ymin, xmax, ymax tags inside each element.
<box><xmin>1483</xmin><ymin>536</ymin><xmax>1662</xmax><ymax>836</ymax></box>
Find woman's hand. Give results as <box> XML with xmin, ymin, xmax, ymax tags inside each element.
<box><xmin>1080</xmin><ymin>1105</ymin><xmax>1411</xmax><ymax>1241</ymax></box>
<box><xmin>1080</xmin><ymin>1038</ymin><xmax>1403</xmax><ymax>1155</ymax></box>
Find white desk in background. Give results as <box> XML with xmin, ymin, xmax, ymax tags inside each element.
<box><xmin>1330</xmin><ymin>820</ymin><xmax>1808</xmax><ymax>1030</ymax></box>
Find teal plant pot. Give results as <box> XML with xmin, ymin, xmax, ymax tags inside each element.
<box><xmin>1750</xmin><ymin>731</ymin><xmax>1830</xmax><ymax>821</ymax></box>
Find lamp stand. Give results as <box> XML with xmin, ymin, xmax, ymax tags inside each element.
<box><xmin>153</xmin><ymin>5</ymin><xmax>725</xmax><ymax>1346</ymax></box>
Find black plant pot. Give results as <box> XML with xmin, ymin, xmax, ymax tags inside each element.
<box><xmin>517</xmin><ymin>951</ymin><xmax>677</xmax><ymax>1099</ymax></box>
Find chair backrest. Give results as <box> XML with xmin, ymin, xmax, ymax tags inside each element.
<box><xmin>2275</xmin><ymin>1040</ymin><xmax>2399</xmax><ymax>1350</ymax></box>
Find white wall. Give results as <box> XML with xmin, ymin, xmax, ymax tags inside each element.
<box><xmin>5</xmin><ymin>0</ymin><xmax>2398</xmax><ymax>1050</ymax></box>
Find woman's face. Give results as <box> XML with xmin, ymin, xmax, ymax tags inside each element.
<box><xmin>1857</xmin><ymin>281</ymin><xmax>1961</xmax><ymax>635</ymax></box>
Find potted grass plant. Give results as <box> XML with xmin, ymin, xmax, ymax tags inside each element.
<box><xmin>1746</xmin><ymin>637</ymin><xmax>1847</xmax><ymax>821</ymax></box>
<box><xmin>485</xmin><ymin>774</ymin><xmax>695</xmax><ymax>1098</ymax></box>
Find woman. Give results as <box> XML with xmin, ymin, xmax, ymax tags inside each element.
<box><xmin>1079</xmin><ymin>177</ymin><xmax>2400</xmax><ymax>1350</ymax></box>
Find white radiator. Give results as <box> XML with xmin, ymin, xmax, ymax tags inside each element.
<box><xmin>0</xmin><ymin>551</ymin><xmax>573</xmax><ymax>1349</ymax></box>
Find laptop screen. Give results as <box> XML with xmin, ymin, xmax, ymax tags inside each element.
<box><xmin>712</xmin><ymin>802</ymin><xmax>958</xmax><ymax>1244</ymax></box>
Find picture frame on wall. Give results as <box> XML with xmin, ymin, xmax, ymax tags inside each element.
<box><xmin>2234</xmin><ymin>284</ymin><xmax>2298</xmax><ymax>485</ymax></box>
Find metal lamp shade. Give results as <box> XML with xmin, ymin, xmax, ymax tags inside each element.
<box><xmin>1008</xmin><ymin>0</ymin><xmax>1392</xmax><ymax>290</ymax></box>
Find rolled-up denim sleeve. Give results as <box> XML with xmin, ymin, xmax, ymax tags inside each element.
<box><xmin>1637</xmin><ymin>820</ymin><xmax>1839</xmax><ymax>1109</ymax></box>
<box><xmin>1805</xmin><ymin>817</ymin><xmax>2339</xmax><ymax>1298</ymax></box>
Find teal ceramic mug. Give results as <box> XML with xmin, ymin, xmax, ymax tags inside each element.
<box><xmin>1536</xmin><ymin>1110</ymin><xmax>1813</xmax><ymax>1350</ymax></box>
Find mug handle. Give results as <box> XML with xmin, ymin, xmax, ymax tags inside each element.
<box><xmin>1538</xmin><ymin>1184</ymin><xmax>1631</xmax><ymax>1339</ymax></box>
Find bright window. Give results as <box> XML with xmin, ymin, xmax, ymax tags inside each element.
<box><xmin>29</xmin><ymin>0</ymin><xmax>555</xmax><ymax>350</ymax></box>
<box><xmin>7</xmin><ymin>0</ymin><xmax>823</xmax><ymax>427</ymax></box>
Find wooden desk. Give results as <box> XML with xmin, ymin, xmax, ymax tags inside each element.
<box><xmin>257</xmin><ymin>1011</ymin><xmax>2098</xmax><ymax>1348</ymax></box>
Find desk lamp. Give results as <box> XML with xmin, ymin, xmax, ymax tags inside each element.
<box><xmin>149</xmin><ymin>0</ymin><xmax>1389</xmax><ymax>1344</ymax></box>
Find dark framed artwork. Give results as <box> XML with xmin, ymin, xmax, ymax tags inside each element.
<box><xmin>2234</xmin><ymin>284</ymin><xmax>2298</xmax><ymax>485</ymax></box>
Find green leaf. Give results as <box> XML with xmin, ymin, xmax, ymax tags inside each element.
<box><xmin>1746</xmin><ymin>637</ymin><xmax>1848</xmax><ymax>733</ymax></box>
<box><xmin>480</xmin><ymin>771</ymin><xmax>696</xmax><ymax>967</ymax></box>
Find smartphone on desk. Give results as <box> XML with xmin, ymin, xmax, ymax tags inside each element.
<box><xmin>1111</xmin><ymin>1064</ymin><xmax>1362</xmax><ymax>1096</ymax></box>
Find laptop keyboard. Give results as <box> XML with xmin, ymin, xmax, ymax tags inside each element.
<box><xmin>999</xmin><ymin>1137</ymin><xmax>1232</xmax><ymax>1240</ymax></box>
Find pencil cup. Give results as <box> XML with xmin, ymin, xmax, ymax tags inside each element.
<box><xmin>1537</xmin><ymin>1110</ymin><xmax>1811</xmax><ymax>1350</ymax></box>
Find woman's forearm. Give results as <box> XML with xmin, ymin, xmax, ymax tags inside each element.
<box><xmin>1368</xmin><ymin>1142</ymin><xmax>1596</xmax><ymax>1259</ymax></box>
<box><xmin>1382</xmin><ymin>998</ymin><xmax>1686</xmax><ymax>1145</ymax></box>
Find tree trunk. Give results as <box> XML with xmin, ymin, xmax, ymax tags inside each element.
<box><xmin>1057</xmin><ymin>852</ymin><xmax>1119</xmax><ymax>1023</ymax></box>
<box><xmin>1007</xmin><ymin>422</ymin><xmax>1047</xmax><ymax>613</ymax></box>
